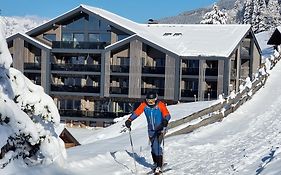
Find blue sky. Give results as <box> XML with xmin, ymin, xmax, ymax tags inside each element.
<box><xmin>1</xmin><ymin>0</ymin><xmax>218</xmax><ymax>23</ymax></box>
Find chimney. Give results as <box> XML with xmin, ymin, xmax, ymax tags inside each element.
<box><xmin>148</xmin><ymin>18</ymin><xmax>158</xmax><ymax>24</ymax></box>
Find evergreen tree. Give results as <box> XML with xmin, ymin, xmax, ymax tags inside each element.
<box><xmin>200</xmin><ymin>4</ymin><xmax>228</xmax><ymax>24</ymax></box>
<box><xmin>252</xmin><ymin>0</ymin><xmax>269</xmax><ymax>33</ymax></box>
<box><xmin>267</xmin><ymin>0</ymin><xmax>281</xmax><ymax>29</ymax></box>
<box><xmin>243</xmin><ymin>0</ymin><xmax>254</xmax><ymax>24</ymax></box>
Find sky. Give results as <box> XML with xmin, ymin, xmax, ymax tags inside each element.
<box><xmin>1</xmin><ymin>0</ymin><xmax>218</xmax><ymax>23</ymax></box>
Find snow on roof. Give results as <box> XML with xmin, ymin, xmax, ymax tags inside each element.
<box><xmin>81</xmin><ymin>4</ymin><xmax>143</xmax><ymax>34</ymax></box>
<box><xmin>277</xmin><ymin>26</ymin><xmax>281</xmax><ymax>33</ymax></box>
<box><xmin>18</xmin><ymin>33</ymin><xmax>52</xmax><ymax>50</ymax></box>
<box><xmin>141</xmin><ymin>24</ymin><xmax>252</xmax><ymax>57</ymax></box>
<box><xmin>81</xmin><ymin>5</ymin><xmax>252</xmax><ymax>57</ymax></box>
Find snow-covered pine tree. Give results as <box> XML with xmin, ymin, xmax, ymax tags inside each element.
<box><xmin>0</xmin><ymin>17</ymin><xmax>66</xmax><ymax>170</ymax></box>
<box><xmin>241</xmin><ymin>0</ymin><xmax>280</xmax><ymax>33</ymax></box>
<box><xmin>242</xmin><ymin>0</ymin><xmax>254</xmax><ymax>24</ymax></box>
<box><xmin>252</xmin><ymin>0</ymin><xmax>269</xmax><ymax>33</ymax></box>
<box><xmin>267</xmin><ymin>0</ymin><xmax>281</xmax><ymax>30</ymax></box>
<box><xmin>200</xmin><ymin>4</ymin><xmax>228</xmax><ymax>24</ymax></box>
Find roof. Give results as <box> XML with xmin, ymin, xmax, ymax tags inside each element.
<box><xmin>18</xmin><ymin>4</ymin><xmax>258</xmax><ymax>58</ymax></box>
<box><xmin>267</xmin><ymin>26</ymin><xmax>281</xmax><ymax>45</ymax></box>
<box><xmin>140</xmin><ymin>24</ymin><xmax>253</xmax><ymax>57</ymax></box>
<box><xmin>6</xmin><ymin>32</ymin><xmax>51</xmax><ymax>50</ymax></box>
<box><xmin>81</xmin><ymin>4</ymin><xmax>143</xmax><ymax>34</ymax></box>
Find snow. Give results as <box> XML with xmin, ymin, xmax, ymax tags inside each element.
<box><xmin>0</xmin><ymin>18</ymin><xmax>12</xmax><ymax>68</ymax></box>
<box><xmin>256</xmin><ymin>30</ymin><xmax>275</xmax><ymax>62</ymax></box>
<box><xmin>0</xmin><ymin>19</ymin><xmax>66</xmax><ymax>172</ymax></box>
<box><xmin>142</xmin><ymin>24</ymin><xmax>252</xmax><ymax>57</ymax></box>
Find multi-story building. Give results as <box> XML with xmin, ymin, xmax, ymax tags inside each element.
<box><xmin>6</xmin><ymin>4</ymin><xmax>261</xmax><ymax>127</ymax></box>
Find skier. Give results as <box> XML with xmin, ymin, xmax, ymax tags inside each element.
<box><xmin>125</xmin><ymin>91</ymin><xmax>171</xmax><ymax>174</ymax></box>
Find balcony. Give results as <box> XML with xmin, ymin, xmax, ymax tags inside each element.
<box><xmin>59</xmin><ymin>109</ymin><xmax>129</xmax><ymax>119</ymax></box>
<box><xmin>182</xmin><ymin>67</ymin><xmax>199</xmax><ymax>75</ymax></box>
<box><xmin>142</xmin><ymin>66</ymin><xmax>165</xmax><ymax>74</ymax></box>
<box><xmin>205</xmin><ymin>68</ymin><xmax>218</xmax><ymax>76</ymax></box>
<box><xmin>51</xmin><ymin>85</ymin><xmax>100</xmax><ymax>93</ymax></box>
<box><xmin>24</xmin><ymin>63</ymin><xmax>41</xmax><ymax>70</ymax></box>
<box><xmin>110</xmin><ymin>87</ymin><xmax>129</xmax><ymax>94</ymax></box>
<box><xmin>181</xmin><ymin>89</ymin><xmax>198</xmax><ymax>98</ymax></box>
<box><xmin>51</xmin><ymin>63</ymin><xmax>101</xmax><ymax>72</ymax></box>
<box><xmin>110</xmin><ymin>65</ymin><xmax>129</xmax><ymax>73</ymax></box>
<box><xmin>204</xmin><ymin>90</ymin><xmax>217</xmax><ymax>99</ymax></box>
<box><xmin>141</xmin><ymin>88</ymin><xmax>164</xmax><ymax>96</ymax></box>
<box><xmin>52</xmin><ymin>41</ymin><xmax>107</xmax><ymax>49</ymax></box>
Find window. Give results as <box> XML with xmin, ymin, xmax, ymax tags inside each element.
<box><xmin>64</xmin><ymin>17</ymin><xmax>86</xmax><ymax>30</ymax></box>
<box><xmin>62</xmin><ymin>33</ymin><xmax>72</xmax><ymax>41</ymax></box>
<box><xmin>88</xmin><ymin>16</ymin><xmax>100</xmax><ymax>30</ymax></box>
<box><xmin>89</xmin><ymin>33</ymin><xmax>110</xmax><ymax>43</ymax></box>
<box><xmin>100</xmin><ymin>33</ymin><xmax>111</xmax><ymax>43</ymax></box>
<box><xmin>184</xmin><ymin>79</ymin><xmax>198</xmax><ymax>90</ymax></box>
<box><xmin>163</xmin><ymin>33</ymin><xmax>172</xmax><ymax>36</ymax></box>
<box><xmin>117</xmin><ymin>34</ymin><xmax>129</xmax><ymax>41</ymax></box>
<box><xmin>43</xmin><ymin>34</ymin><xmax>56</xmax><ymax>42</ymax></box>
<box><xmin>89</xmin><ymin>33</ymin><xmax>100</xmax><ymax>42</ymax></box>
<box><xmin>73</xmin><ymin>33</ymin><xmax>84</xmax><ymax>42</ymax></box>
<box><xmin>99</xmin><ymin>20</ymin><xmax>111</xmax><ymax>31</ymax></box>
<box><xmin>187</xmin><ymin>60</ymin><xmax>199</xmax><ymax>68</ymax></box>
<box><xmin>173</xmin><ymin>33</ymin><xmax>182</xmax><ymax>36</ymax></box>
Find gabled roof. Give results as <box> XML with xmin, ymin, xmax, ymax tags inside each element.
<box><xmin>26</xmin><ymin>4</ymin><xmax>140</xmax><ymax>36</ymax></box>
<box><xmin>6</xmin><ymin>32</ymin><xmax>51</xmax><ymax>50</ymax></box>
<box><xmin>140</xmin><ymin>24</ymin><xmax>254</xmax><ymax>57</ymax></box>
<box><xmin>20</xmin><ymin>4</ymin><xmax>259</xmax><ymax>58</ymax></box>
<box><xmin>267</xmin><ymin>26</ymin><xmax>281</xmax><ymax>45</ymax></box>
<box><xmin>81</xmin><ymin>4</ymin><xmax>144</xmax><ymax>34</ymax></box>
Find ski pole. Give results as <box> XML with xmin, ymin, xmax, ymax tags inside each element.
<box><xmin>162</xmin><ymin>134</ymin><xmax>165</xmax><ymax>167</ymax></box>
<box><xmin>129</xmin><ymin>128</ymin><xmax>138</xmax><ymax>174</ymax></box>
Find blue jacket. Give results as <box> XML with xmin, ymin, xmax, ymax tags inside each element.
<box><xmin>128</xmin><ymin>100</ymin><xmax>171</xmax><ymax>137</ymax></box>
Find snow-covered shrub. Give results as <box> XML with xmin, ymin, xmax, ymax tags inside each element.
<box><xmin>0</xmin><ymin>19</ymin><xmax>66</xmax><ymax>169</ymax></box>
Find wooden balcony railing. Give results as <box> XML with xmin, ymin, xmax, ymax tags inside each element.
<box><xmin>51</xmin><ymin>63</ymin><xmax>101</xmax><ymax>72</ymax></box>
<box><xmin>52</xmin><ymin>41</ymin><xmax>107</xmax><ymax>49</ymax></box>
<box><xmin>51</xmin><ymin>85</ymin><xmax>100</xmax><ymax>93</ymax></box>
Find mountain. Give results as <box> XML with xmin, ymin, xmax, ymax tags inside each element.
<box><xmin>157</xmin><ymin>0</ymin><xmax>281</xmax><ymax>28</ymax></box>
<box><xmin>2</xmin><ymin>16</ymin><xmax>48</xmax><ymax>37</ymax></box>
<box><xmin>158</xmin><ymin>0</ymin><xmax>241</xmax><ymax>24</ymax></box>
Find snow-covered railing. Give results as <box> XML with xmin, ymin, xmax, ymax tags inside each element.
<box><xmin>166</xmin><ymin>51</ymin><xmax>281</xmax><ymax>138</ymax></box>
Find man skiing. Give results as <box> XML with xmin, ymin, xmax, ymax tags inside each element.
<box><xmin>125</xmin><ymin>91</ymin><xmax>171</xmax><ymax>174</ymax></box>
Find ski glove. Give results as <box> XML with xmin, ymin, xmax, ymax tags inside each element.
<box><xmin>162</xmin><ymin>119</ymin><xmax>168</xmax><ymax>127</ymax></box>
<box><xmin>125</xmin><ymin>119</ymin><xmax>131</xmax><ymax>129</ymax></box>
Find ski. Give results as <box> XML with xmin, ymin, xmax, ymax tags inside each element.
<box><xmin>146</xmin><ymin>163</ymin><xmax>171</xmax><ymax>175</ymax></box>
<box><xmin>146</xmin><ymin>167</ymin><xmax>172</xmax><ymax>175</ymax></box>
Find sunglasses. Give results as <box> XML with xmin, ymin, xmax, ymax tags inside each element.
<box><xmin>146</xmin><ymin>98</ymin><xmax>157</xmax><ymax>105</ymax></box>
